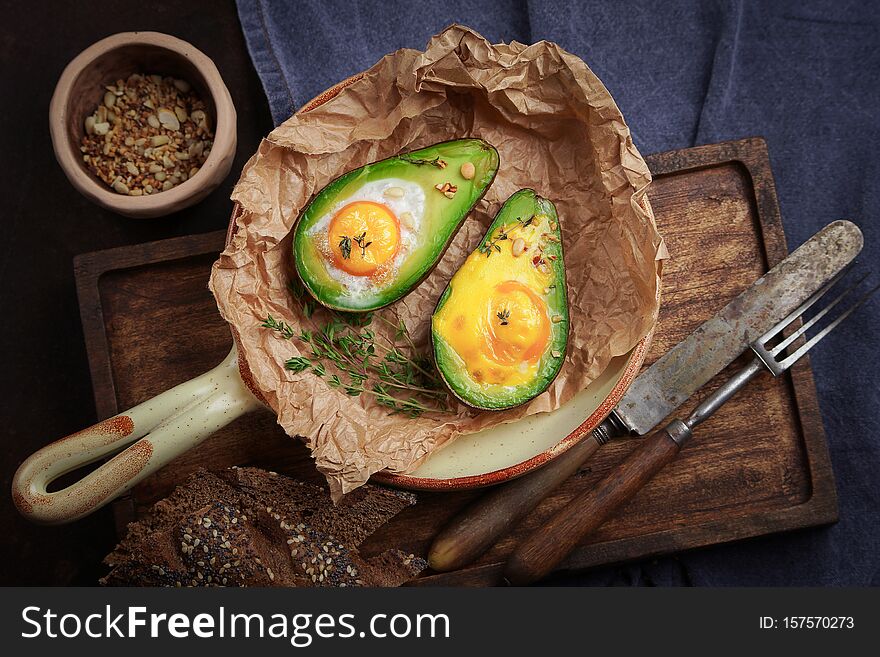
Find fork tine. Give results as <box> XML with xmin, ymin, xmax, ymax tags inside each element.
<box><xmin>771</xmin><ymin>271</ymin><xmax>870</xmax><ymax>356</ymax></box>
<box><xmin>777</xmin><ymin>281</ymin><xmax>880</xmax><ymax>370</ymax></box>
<box><xmin>759</xmin><ymin>266</ymin><xmax>850</xmax><ymax>344</ymax></box>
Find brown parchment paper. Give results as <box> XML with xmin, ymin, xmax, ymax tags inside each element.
<box><xmin>210</xmin><ymin>25</ymin><xmax>664</xmax><ymax>500</ymax></box>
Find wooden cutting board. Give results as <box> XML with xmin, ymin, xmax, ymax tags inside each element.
<box><xmin>74</xmin><ymin>137</ymin><xmax>837</xmax><ymax>585</ymax></box>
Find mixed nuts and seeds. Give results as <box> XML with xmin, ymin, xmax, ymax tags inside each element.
<box><xmin>434</xmin><ymin>181</ymin><xmax>458</xmax><ymax>198</ymax></box>
<box><xmin>428</xmin><ymin>159</ymin><xmax>477</xmax><ymax>199</ymax></box>
<box><xmin>478</xmin><ymin>212</ymin><xmax>560</xmax><ymax>285</ymax></box>
<box><xmin>80</xmin><ymin>73</ymin><xmax>215</xmax><ymax>196</ymax></box>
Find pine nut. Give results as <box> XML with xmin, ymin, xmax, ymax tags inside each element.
<box><xmin>399</xmin><ymin>211</ymin><xmax>415</xmax><ymax>229</ymax></box>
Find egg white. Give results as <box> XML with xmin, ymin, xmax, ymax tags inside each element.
<box><xmin>306</xmin><ymin>178</ymin><xmax>425</xmax><ymax>295</ymax></box>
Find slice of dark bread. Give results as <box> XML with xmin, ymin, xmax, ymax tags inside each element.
<box><xmin>101</xmin><ymin>467</ymin><xmax>425</xmax><ymax>587</ymax></box>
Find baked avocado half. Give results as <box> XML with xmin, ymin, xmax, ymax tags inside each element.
<box><xmin>432</xmin><ymin>189</ymin><xmax>569</xmax><ymax>410</ymax></box>
<box><xmin>293</xmin><ymin>139</ymin><xmax>499</xmax><ymax>312</ymax></box>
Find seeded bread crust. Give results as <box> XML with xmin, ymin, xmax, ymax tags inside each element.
<box><xmin>101</xmin><ymin>467</ymin><xmax>425</xmax><ymax>587</ymax></box>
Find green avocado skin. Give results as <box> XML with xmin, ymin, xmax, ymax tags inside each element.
<box><xmin>293</xmin><ymin>139</ymin><xmax>499</xmax><ymax>312</ymax></box>
<box><xmin>432</xmin><ymin>189</ymin><xmax>569</xmax><ymax>411</ymax></box>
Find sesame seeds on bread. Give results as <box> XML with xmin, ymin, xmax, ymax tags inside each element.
<box><xmin>101</xmin><ymin>467</ymin><xmax>425</xmax><ymax>587</ymax></box>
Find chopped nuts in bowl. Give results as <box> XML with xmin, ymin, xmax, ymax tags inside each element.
<box><xmin>81</xmin><ymin>73</ymin><xmax>215</xmax><ymax>197</ymax></box>
<box><xmin>49</xmin><ymin>32</ymin><xmax>236</xmax><ymax>218</ymax></box>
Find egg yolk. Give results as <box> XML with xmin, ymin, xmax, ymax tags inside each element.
<box><xmin>484</xmin><ymin>281</ymin><xmax>550</xmax><ymax>368</ymax></box>
<box><xmin>327</xmin><ymin>201</ymin><xmax>400</xmax><ymax>276</ymax></box>
<box><xmin>438</xmin><ymin>280</ymin><xmax>551</xmax><ymax>386</ymax></box>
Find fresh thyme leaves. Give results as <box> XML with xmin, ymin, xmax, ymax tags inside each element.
<box><xmin>265</xmin><ymin>284</ymin><xmax>450</xmax><ymax>418</ymax></box>
<box><xmin>353</xmin><ymin>231</ymin><xmax>372</xmax><ymax>258</ymax></box>
<box><xmin>400</xmin><ymin>154</ymin><xmax>447</xmax><ymax>169</ymax></box>
<box><xmin>284</xmin><ymin>356</ymin><xmax>311</xmax><ymax>373</ymax></box>
<box><xmin>262</xmin><ymin>314</ymin><xmax>296</xmax><ymax>339</ymax></box>
<box><xmin>496</xmin><ymin>309</ymin><xmax>511</xmax><ymax>326</ymax></box>
<box><xmin>478</xmin><ymin>215</ymin><xmax>539</xmax><ymax>258</ymax></box>
<box><xmin>338</xmin><ymin>232</ymin><xmax>372</xmax><ymax>259</ymax></box>
<box><xmin>478</xmin><ymin>228</ymin><xmax>509</xmax><ymax>257</ymax></box>
<box><xmin>338</xmin><ymin>235</ymin><xmax>352</xmax><ymax>260</ymax></box>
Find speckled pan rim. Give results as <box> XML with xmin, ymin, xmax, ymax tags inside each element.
<box><xmin>227</xmin><ymin>72</ymin><xmax>659</xmax><ymax>491</ymax></box>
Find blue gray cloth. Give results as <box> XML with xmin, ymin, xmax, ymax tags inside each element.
<box><xmin>235</xmin><ymin>0</ymin><xmax>880</xmax><ymax>586</ymax></box>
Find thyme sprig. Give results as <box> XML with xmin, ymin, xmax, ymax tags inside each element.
<box><xmin>352</xmin><ymin>231</ymin><xmax>372</xmax><ymax>258</ymax></box>
<box><xmin>478</xmin><ymin>227</ymin><xmax>509</xmax><ymax>257</ymax></box>
<box><xmin>262</xmin><ymin>314</ymin><xmax>296</xmax><ymax>339</ymax></box>
<box><xmin>338</xmin><ymin>231</ymin><xmax>373</xmax><ymax>260</ymax></box>
<box><xmin>496</xmin><ymin>309</ymin><xmax>511</xmax><ymax>326</ymax></box>
<box><xmin>338</xmin><ymin>235</ymin><xmax>352</xmax><ymax>260</ymax></box>
<box><xmin>400</xmin><ymin>154</ymin><xmax>447</xmax><ymax>169</ymax></box>
<box><xmin>261</xmin><ymin>280</ymin><xmax>450</xmax><ymax>417</ymax></box>
<box><xmin>478</xmin><ymin>215</ymin><xmax>538</xmax><ymax>258</ymax></box>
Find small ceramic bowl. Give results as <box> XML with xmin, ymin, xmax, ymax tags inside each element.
<box><xmin>49</xmin><ymin>32</ymin><xmax>237</xmax><ymax>218</ymax></box>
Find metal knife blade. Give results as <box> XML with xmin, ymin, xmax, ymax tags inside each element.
<box><xmin>611</xmin><ymin>219</ymin><xmax>863</xmax><ymax>436</ymax></box>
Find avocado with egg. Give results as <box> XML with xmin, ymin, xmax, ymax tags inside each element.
<box><xmin>432</xmin><ymin>189</ymin><xmax>569</xmax><ymax>410</ymax></box>
<box><xmin>293</xmin><ymin>139</ymin><xmax>499</xmax><ymax>312</ymax></box>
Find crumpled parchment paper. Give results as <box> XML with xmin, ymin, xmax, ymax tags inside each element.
<box><xmin>209</xmin><ymin>25</ymin><xmax>664</xmax><ymax>500</ymax></box>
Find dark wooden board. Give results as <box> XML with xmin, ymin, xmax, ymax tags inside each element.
<box><xmin>74</xmin><ymin>137</ymin><xmax>837</xmax><ymax>585</ymax></box>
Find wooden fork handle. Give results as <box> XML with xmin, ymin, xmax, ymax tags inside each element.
<box><xmin>503</xmin><ymin>420</ymin><xmax>689</xmax><ymax>585</ymax></box>
<box><xmin>428</xmin><ymin>434</ymin><xmax>604</xmax><ymax>572</ymax></box>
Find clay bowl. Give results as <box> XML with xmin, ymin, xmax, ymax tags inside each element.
<box><xmin>49</xmin><ymin>31</ymin><xmax>237</xmax><ymax>218</ymax></box>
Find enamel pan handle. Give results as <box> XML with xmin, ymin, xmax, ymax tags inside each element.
<box><xmin>12</xmin><ymin>346</ymin><xmax>262</xmax><ymax>525</ymax></box>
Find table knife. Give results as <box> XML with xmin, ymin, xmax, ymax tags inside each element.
<box><xmin>428</xmin><ymin>219</ymin><xmax>863</xmax><ymax>573</ymax></box>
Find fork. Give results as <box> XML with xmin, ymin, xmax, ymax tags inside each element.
<box><xmin>504</xmin><ymin>271</ymin><xmax>879</xmax><ymax>585</ymax></box>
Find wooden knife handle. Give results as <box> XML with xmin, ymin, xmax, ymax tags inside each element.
<box><xmin>503</xmin><ymin>421</ymin><xmax>688</xmax><ymax>585</ymax></box>
<box><xmin>428</xmin><ymin>434</ymin><xmax>604</xmax><ymax>572</ymax></box>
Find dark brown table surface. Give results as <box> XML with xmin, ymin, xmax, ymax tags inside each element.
<box><xmin>0</xmin><ymin>0</ymin><xmax>273</xmax><ymax>585</ymax></box>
